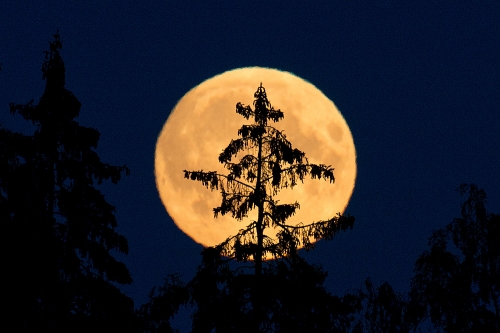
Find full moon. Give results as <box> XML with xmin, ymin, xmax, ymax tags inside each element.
<box><xmin>155</xmin><ymin>67</ymin><xmax>356</xmax><ymax>247</ymax></box>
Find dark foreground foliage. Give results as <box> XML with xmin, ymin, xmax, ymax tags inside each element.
<box><xmin>1</xmin><ymin>32</ymin><xmax>135</xmax><ymax>332</ymax></box>
<box><xmin>141</xmin><ymin>184</ymin><xmax>499</xmax><ymax>333</ymax></box>
<box><xmin>411</xmin><ymin>184</ymin><xmax>499</xmax><ymax>332</ymax></box>
<box><xmin>139</xmin><ymin>257</ymin><xmax>362</xmax><ymax>333</ymax></box>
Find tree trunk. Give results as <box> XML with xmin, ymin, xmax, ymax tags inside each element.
<box><xmin>253</xmin><ymin>123</ymin><xmax>265</xmax><ymax>330</ymax></box>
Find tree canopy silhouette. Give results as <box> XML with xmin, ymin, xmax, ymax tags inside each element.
<box><xmin>410</xmin><ymin>184</ymin><xmax>499</xmax><ymax>332</ymax></box>
<box><xmin>2</xmin><ymin>32</ymin><xmax>135</xmax><ymax>331</ymax></box>
<box><xmin>184</xmin><ymin>83</ymin><xmax>354</xmax><ymax>270</ymax></box>
<box><xmin>139</xmin><ymin>256</ymin><xmax>363</xmax><ymax>333</ymax></box>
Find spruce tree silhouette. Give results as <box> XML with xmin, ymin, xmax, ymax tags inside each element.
<box><xmin>2</xmin><ymin>32</ymin><xmax>136</xmax><ymax>332</ymax></box>
<box><xmin>184</xmin><ymin>83</ymin><xmax>355</xmax><ymax>269</ymax></box>
<box><xmin>179</xmin><ymin>84</ymin><xmax>355</xmax><ymax>331</ymax></box>
<box><xmin>410</xmin><ymin>184</ymin><xmax>500</xmax><ymax>332</ymax></box>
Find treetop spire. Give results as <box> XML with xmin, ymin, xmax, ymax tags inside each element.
<box><xmin>42</xmin><ymin>30</ymin><xmax>65</xmax><ymax>92</ymax></box>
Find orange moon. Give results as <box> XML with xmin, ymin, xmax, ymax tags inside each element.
<box><xmin>155</xmin><ymin>67</ymin><xmax>356</xmax><ymax>247</ymax></box>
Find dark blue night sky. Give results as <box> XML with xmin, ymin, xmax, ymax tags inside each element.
<box><xmin>2</xmin><ymin>1</ymin><xmax>499</xmax><ymax>312</ymax></box>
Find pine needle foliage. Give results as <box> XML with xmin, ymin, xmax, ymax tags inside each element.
<box><xmin>184</xmin><ymin>84</ymin><xmax>354</xmax><ymax>274</ymax></box>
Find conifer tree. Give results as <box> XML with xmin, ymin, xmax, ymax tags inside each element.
<box><xmin>184</xmin><ymin>83</ymin><xmax>354</xmax><ymax>273</ymax></box>
<box><xmin>3</xmin><ymin>32</ymin><xmax>135</xmax><ymax>331</ymax></box>
<box><xmin>182</xmin><ymin>84</ymin><xmax>355</xmax><ymax>331</ymax></box>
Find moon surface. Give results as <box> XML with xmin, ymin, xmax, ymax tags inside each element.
<box><xmin>155</xmin><ymin>67</ymin><xmax>356</xmax><ymax>248</ymax></box>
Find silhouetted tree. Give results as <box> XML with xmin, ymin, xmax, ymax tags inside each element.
<box><xmin>410</xmin><ymin>184</ymin><xmax>500</xmax><ymax>332</ymax></box>
<box><xmin>2</xmin><ymin>32</ymin><xmax>135</xmax><ymax>332</ymax></box>
<box><xmin>138</xmin><ymin>274</ymin><xmax>190</xmax><ymax>333</ymax></box>
<box><xmin>140</xmin><ymin>255</ymin><xmax>362</xmax><ymax>333</ymax></box>
<box><xmin>184</xmin><ymin>84</ymin><xmax>354</xmax><ymax>268</ymax></box>
<box><xmin>178</xmin><ymin>84</ymin><xmax>356</xmax><ymax>331</ymax></box>
<box><xmin>350</xmin><ymin>278</ymin><xmax>415</xmax><ymax>333</ymax></box>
